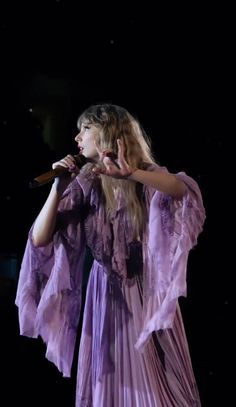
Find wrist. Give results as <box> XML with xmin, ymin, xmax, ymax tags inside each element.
<box><xmin>126</xmin><ymin>167</ymin><xmax>138</xmax><ymax>179</ymax></box>
<box><xmin>52</xmin><ymin>179</ymin><xmax>69</xmax><ymax>195</ymax></box>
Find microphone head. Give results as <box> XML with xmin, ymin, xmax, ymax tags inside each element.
<box><xmin>74</xmin><ymin>154</ymin><xmax>88</xmax><ymax>168</ymax></box>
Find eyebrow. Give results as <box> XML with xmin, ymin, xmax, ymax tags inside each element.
<box><xmin>82</xmin><ymin>121</ymin><xmax>91</xmax><ymax>127</ymax></box>
<box><xmin>77</xmin><ymin>121</ymin><xmax>88</xmax><ymax>130</ymax></box>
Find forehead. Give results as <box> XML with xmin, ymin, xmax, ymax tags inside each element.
<box><xmin>77</xmin><ymin>121</ymin><xmax>102</xmax><ymax>134</ymax></box>
<box><xmin>77</xmin><ymin>119</ymin><xmax>90</xmax><ymax>128</ymax></box>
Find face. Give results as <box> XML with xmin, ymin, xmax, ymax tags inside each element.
<box><xmin>75</xmin><ymin>122</ymin><xmax>100</xmax><ymax>159</ymax></box>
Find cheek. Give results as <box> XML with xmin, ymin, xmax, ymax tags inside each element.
<box><xmin>86</xmin><ymin>140</ymin><xmax>98</xmax><ymax>157</ymax></box>
<box><xmin>91</xmin><ymin>144</ymin><xmax>98</xmax><ymax>155</ymax></box>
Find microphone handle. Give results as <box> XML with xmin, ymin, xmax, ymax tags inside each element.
<box><xmin>29</xmin><ymin>154</ymin><xmax>87</xmax><ymax>188</ymax></box>
<box><xmin>29</xmin><ymin>151</ymin><xmax>118</xmax><ymax>189</ymax></box>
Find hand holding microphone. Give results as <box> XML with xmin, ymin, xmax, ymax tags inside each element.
<box><xmin>29</xmin><ymin>151</ymin><xmax>119</xmax><ymax>189</ymax></box>
<box><xmin>29</xmin><ymin>154</ymin><xmax>87</xmax><ymax>189</ymax></box>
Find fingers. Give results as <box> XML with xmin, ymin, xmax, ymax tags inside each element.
<box><xmin>117</xmin><ymin>139</ymin><xmax>126</xmax><ymax>165</ymax></box>
<box><xmin>94</xmin><ymin>139</ymin><xmax>127</xmax><ymax>175</ymax></box>
<box><xmin>117</xmin><ymin>138</ymin><xmax>124</xmax><ymax>157</ymax></box>
<box><xmin>103</xmin><ymin>154</ymin><xmax>120</xmax><ymax>169</ymax></box>
<box><xmin>52</xmin><ymin>154</ymin><xmax>77</xmax><ymax>172</ymax></box>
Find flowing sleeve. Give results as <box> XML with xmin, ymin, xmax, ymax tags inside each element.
<box><xmin>15</xmin><ymin>178</ymin><xmax>87</xmax><ymax>377</ymax></box>
<box><xmin>135</xmin><ymin>170</ymin><xmax>206</xmax><ymax>351</ymax></box>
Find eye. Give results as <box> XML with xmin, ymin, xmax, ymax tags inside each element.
<box><xmin>82</xmin><ymin>122</ymin><xmax>91</xmax><ymax>130</ymax></box>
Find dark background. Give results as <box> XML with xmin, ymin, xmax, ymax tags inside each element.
<box><xmin>0</xmin><ymin>1</ymin><xmax>232</xmax><ymax>406</ymax></box>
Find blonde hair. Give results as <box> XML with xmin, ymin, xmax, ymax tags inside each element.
<box><xmin>78</xmin><ymin>104</ymin><xmax>157</xmax><ymax>238</ymax></box>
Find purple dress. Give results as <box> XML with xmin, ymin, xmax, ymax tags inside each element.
<box><xmin>15</xmin><ymin>164</ymin><xmax>205</xmax><ymax>406</ymax></box>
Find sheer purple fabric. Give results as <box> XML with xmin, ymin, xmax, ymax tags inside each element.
<box><xmin>15</xmin><ymin>165</ymin><xmax>205</xmax><ymax>406</ymax></box>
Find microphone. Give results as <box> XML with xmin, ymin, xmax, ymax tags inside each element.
<box><xmin>29</xmin><ymin>154</ymin><xmax>88</xmax><ymax>188</ymax></box>
<box><xmin>29</xmin><ymin>151</ymin><xmax>118</xmax><ymax>188</ymax></box>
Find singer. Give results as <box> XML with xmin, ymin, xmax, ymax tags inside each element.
<box><xmin>15</xmin><ymin>104</ymin><xmax>205</xmax><ymax>406</ymax></box>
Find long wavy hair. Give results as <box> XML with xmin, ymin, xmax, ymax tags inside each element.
<box><xmin>78</xmin><ymin>104</ymin><xmax>157</xmax><ymax>238</ymax></box>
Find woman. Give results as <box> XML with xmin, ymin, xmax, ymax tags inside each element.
<box><xmin>16</xmin><ymin>104</ymin><xmax>205</xmax><ymax>406</ymax></box>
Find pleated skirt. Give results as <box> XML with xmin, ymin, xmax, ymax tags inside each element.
<box><xmin>76</xmin><ymin>261</ymin><xmax>201</xmax><ymax>407</ymax></box>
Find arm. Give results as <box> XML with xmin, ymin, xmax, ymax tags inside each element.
<box><xmin>95</xmin><ymin>139</ymin><xmax>186</xmax><ymax>199</ymax></box>
<box><xmin>129</xmin><ymin>169</ymin><xmax>186</xmax><ymax>199</ymax></box>
<box><xmin>32</xmin><ymin>154</ymin><xmax>79</xmax><ymax>247</ymax></box>
<box><xmin>32</xmin><ymin>183</ymin><xmax>63</xmax><ymax>247</ymax></box>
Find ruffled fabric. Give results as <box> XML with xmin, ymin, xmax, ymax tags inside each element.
<box><xmin>135</xmin><ymin>171</ymin><xmax>206</xmax><ymax>350</ymax></box>
<box><xmin>15</xmin><ymin>179</ymin><xmax>87</xmax><ymax>377</ymax></box>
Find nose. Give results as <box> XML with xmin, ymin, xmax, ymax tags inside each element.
<box><xmin>75</xmin><ymin>132</ymin><xmax>81</xmax><ymax>142</ymax></box>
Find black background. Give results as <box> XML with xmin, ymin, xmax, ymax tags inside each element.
<box><xmin>0</xmin><ymin>1</ymin><xmax>232</xmax><ymax>406</ymax></box>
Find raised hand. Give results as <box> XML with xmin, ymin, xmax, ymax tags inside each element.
<box><xmin>93</xmin><ymin>139</ymin><xmax>136</xmax><ymax>179</ymax></box>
